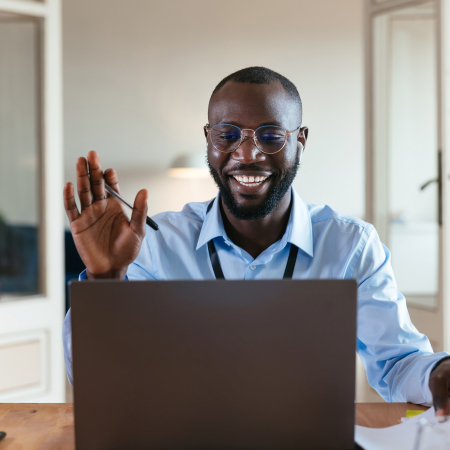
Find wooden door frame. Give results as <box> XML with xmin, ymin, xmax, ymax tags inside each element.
<box><xmin>0</xmin><ymin>0</ymin><xmax>64</xmax><ymax>401</ymax></box>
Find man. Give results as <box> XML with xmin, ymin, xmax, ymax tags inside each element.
<box><xmin>63</xmin><ymin>66</ymin><xmax>450</xmax><ymax>414</ymax></box>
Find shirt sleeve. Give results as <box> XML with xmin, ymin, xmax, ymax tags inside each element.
<box><xmin>354</xmin><ymin>227</ymin><xmax>449</xmax><ymax>404</ymax></box>
<box><xmin>62</xmin><ymin>308</ymin><xmax>74</xmax><ymax>385</ymax></box>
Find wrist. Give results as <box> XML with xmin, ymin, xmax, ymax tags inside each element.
<box><xmin>86</xmin><ymin>267</ymin><xmax>128</xmax><ymax>280</ymax></box>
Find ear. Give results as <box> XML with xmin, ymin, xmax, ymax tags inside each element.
<box><xmin>297</xmin><ymin>126</ymin><xmax>308</xmax><ymax>149</ymax></box>
<box><xmin>204</xmin><ymin>124</ymin><xmax>209</xmax><ymax>139</ymax></box>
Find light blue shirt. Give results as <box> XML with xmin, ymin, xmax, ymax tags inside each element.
<box><xmin>63</xmin><ymin>188</ymin><xmax>448</xmax><ymax>403</ymax></box>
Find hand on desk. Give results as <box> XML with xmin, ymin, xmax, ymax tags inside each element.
<box><xmin>429</xmin><ymin>358</ymin><xmax>450</xmax><ymax>416</ymax></box>
<box><xmin>63</xmin><ymin>150</ymin><xmax>147</xmax><ymax>280</ymax></box>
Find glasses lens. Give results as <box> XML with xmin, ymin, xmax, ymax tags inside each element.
<box><xmin>210</xmin><ymin>124</ymin><xmax>241</xmax><ymax>153</ymax></box>
<box><xmin>255</xmin><ymin>126</ymin><xmax>287</xmax><ymax>154</ymax></box>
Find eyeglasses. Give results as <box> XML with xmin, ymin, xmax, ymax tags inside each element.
<box><xmin>204</xmin><ymin>123</ymin><xmax>302</xmax><ymax>155</ymax></box>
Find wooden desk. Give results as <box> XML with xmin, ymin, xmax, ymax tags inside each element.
<box><xmin>0</xmin><ymin>402</ymin><xmax>429</xmax><ymax>449</ymax></box>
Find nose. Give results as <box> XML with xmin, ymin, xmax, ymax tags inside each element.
<box><xmin>231</xmin><ymin>131</ymin><xmax>266</xmax><ymax>164</ymax></box>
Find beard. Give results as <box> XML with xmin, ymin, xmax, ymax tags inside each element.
<box><xmin>207</xmin><ymin>152</ymin><xmax>300</xmax><ymax>221</ymax></box>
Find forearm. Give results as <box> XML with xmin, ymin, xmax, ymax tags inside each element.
<box><xmin>351</xmin><ymin>227</ymin><xmax>450</xmax><ymax>406</ymax></box>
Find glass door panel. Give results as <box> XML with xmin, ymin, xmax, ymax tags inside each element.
<box><xmin>373</xmin><ymin>0</ymin><xmax>439</xmax><ymax>308</ymax></box>
<box><xmin>0</xmin><ymin>11</ymin><xmax>42</xmax><ymax>298</ymax></box>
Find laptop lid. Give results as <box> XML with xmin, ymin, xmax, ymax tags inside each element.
<box><xmin>71</xmin><ymin>279</ymin><xmax>357</xmax><ymax>450</ymax></box>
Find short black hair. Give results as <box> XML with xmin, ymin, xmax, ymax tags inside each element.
<box><xmin>210</xmin><ymin>66</ymin><xmax>302</xmax><ymax>119</ymax></box>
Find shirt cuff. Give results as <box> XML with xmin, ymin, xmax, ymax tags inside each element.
<box><xmin>431</xmin><ymin>355</ymin><xmax>450</xmax><ymax>373</ymax></box>
<box><xmin>78</xmin><ymin>269</ymin><xmax>128</xmax><ymax>280</ymax></box>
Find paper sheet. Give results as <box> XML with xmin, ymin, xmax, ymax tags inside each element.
<box><xmin>355</xmin><ymin>407</ymin><xmax>435</xmax><ymax>450</ymax></box>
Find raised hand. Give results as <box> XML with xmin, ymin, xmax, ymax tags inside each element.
<box><xmin>63</xmin><ymin>151</ymin><xmax>148</xmax><ymax>279</ymax></box>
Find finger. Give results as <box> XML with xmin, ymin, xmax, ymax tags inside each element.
<box><xmin>87</xmin><ymin>150</ymin><xmax>105</xmax><ymax>202</ymax></box>
<box><xmin>130</xmin><ymin>189</ymin><xmax>148</xmax><ymax>238</ymax></box>
<box><xmin>76</xmin><ymin>157</ymin><xmax>93</xmax><ymax>209</ymax></box>
<box><xmin>104</xmin><ymin>168</ymin><xmax>121</xmax><ymax>195</ymax></box>
<box><xmin>63</xmin><ymin>182</ymin><xmax>80</xmax><ymax>223</ymax></box>
<box><xmin>430</xmin><ymin>373</ymin><xmax>450</xmax><ymax>415</ymax></box>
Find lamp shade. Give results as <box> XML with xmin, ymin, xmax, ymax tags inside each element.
<box><xmin>168</xmin><ymin>152</ymin><xmax>209</xmax><ymax>179</ymax></box>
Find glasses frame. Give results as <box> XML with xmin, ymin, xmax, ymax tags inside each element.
<box><xmin>204</xmin><ymin>123</ymin><xmax>302</xmax><ymax>155</ymax></box>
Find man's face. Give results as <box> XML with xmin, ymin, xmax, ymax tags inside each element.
<box><xmin>206</xmin><ymin>81</ymin><xmax>307</xmax><ymax>220</ymax></box>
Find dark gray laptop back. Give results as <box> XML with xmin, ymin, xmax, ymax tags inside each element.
<box><xmin>71</xmin><ymin>279</ymin><xmax>357</xmax><ymax>450</ymax></box>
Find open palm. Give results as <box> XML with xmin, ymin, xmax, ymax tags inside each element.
<box><xmin>63</xmin><ymin>151</ymin><xmax>148</xmax><ymax>279</ymax></box>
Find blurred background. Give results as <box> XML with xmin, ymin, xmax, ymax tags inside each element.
<box><xmin>1</xmin><ymin>0</ymin><xmax>449</xmax><ymax>404</ymax></box>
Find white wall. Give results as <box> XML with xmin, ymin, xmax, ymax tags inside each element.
<box><xmin>63</xmin><ymin>0</ymin><xmax>364</xmax><ymax>220</ymax></box>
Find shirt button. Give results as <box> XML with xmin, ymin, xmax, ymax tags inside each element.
<box><xmin>250</xmin><ymin>265</ymin><xmax>256</xmax><ymax>270</ymax></box>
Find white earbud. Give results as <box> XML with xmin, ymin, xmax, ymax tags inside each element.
<box><xmin>299</xmin><ymin>143</ymin><xmax>304</xmax><ymax>165</ymax></box>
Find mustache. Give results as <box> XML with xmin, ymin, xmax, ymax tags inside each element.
<box><xmin>223</xmin><ymin>163</ymin><xmax>276</xmax><ymax>175</ymax></box>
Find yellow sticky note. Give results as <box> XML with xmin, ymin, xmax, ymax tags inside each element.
<box><xmin>406</xmin><ymin>410</ymin><xmax>425</xmax><ymax>419</ymax></box>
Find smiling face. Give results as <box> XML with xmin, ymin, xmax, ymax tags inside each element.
<box><xmin>206</xmin><ymin>81</ymin><xmax>307</xmax><ymax>220</ymax></box>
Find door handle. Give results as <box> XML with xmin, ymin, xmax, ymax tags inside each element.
<box><xmin>419</xmin><ymin>150</ymin><xmax>442</xmax><ymax>226</ymax></box>
<box><xmin>420</xmin><ymin>178</ymin><xmax>438</xmax><ymax>190</ymax></box>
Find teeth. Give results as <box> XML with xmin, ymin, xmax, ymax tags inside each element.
<box><xmin>232</xmin><ymin>175</ymin><xmax>268</xmax><ymax>187</ymax></box>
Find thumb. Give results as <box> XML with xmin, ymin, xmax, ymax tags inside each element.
<box><xmin>435</xmin><ymin>397</ymin><xmax>450</xmax><ymax>416</ymax></box>
<box><xmin>130</xmin><ymin>189</ymin><xmax>148</xmax><ymax>237</ymax></box>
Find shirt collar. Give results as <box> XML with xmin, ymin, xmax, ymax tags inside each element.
<box><xmin>196</xmin><ymin>191</ymin><xmax>225</xmax><ymax>250</ymax></box>
<box><xmin>285</xmin><ymin>188</ymin><xmax>314</xmax><ymax>257</ymax></box>
<box><xmin>196</xmin><ymin>187</ymin><xmax>314</xmax><ymax>257</ymax></box>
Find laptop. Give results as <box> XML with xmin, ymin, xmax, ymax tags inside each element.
<box><xmin>70</xmin><ymin>279</ymin><xmax>358</xmax><ymax>449</ymax></box>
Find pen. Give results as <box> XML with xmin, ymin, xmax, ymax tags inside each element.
<box><xmin>104</xmin><ymin>184</ymin><xmax>159</xmax><ymax>231</ymax></box>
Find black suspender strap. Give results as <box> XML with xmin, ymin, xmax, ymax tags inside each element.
<box><xmin>206</xmin><ymin>199</ymin><xmax>225</xmax><ymax>279</ymax></box>
<box><xmin>206</xmin><ymin>199</ymin><xmax>215</xmax><ymax>214</ymax></box>
<box><xmin>205</xmin><ymin>198</ymin><xmax>298</xmax><ymax>279</ymax></box>
<box><xmin>208</xmin><ymin>239</ymin><xmax>225</xmax><ymax>279</ymax></box>
<box><xmin>283</xmin><ymin>244</ymin><xmax>298</xmax><ymax>279</ymax></box>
